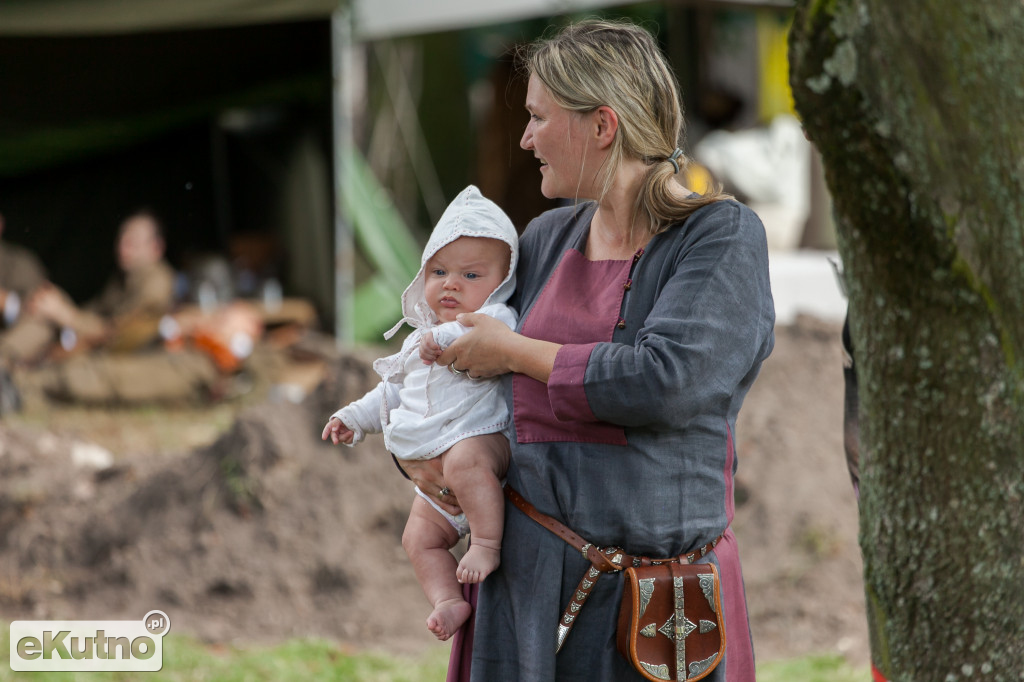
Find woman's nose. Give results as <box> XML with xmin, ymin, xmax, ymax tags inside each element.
<box><xmin>520</xmin><ymin>124</ymin><xmax>533</xmax><ymax>150</ymax></box>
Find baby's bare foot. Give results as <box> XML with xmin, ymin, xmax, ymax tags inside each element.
<box><xmin>456</xmin><ymin>543</ymin><xmax>501</xmax><ymax>584</ymax></box>
<box><xmin>426</xmin><ymin>598</ymin><xmax>472</xmax><ymax>641</ymax></box>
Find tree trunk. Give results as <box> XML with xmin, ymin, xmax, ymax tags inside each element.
<box><xmin>788</xmin><ymin>2</ymin><xmax>1024</xmax><ymax>680</ymax></box>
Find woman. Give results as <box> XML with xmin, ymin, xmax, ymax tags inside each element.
<box><xmin>405</xmin><ymin>19</ymin><xmax>774</xmax><ymax>681</ymax></box>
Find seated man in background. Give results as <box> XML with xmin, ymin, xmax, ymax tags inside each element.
<box><xmin>28</xmin><ymin>209</ymin><xmax>175</xmax><ymax>357</ymax></box>
<box><xmin>6</xmin><ymin>209</ymin><xmax>323</xmax><ymax>408</ymax></box>
<box><xmin>0</xmin><ymin>211</ymin><xmax>48</xmax><ymax>413</ymax></box>
<box><xmin>1</xmin><ymin>210</ymin><xmax>178</xmax><ymax>410</ymax></box>
<box><xmin>0</xmin><ymin>211</ymin><xmax>48</xmax><ymax>332</ymax></box>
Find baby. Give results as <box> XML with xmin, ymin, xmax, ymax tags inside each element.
<box><xmin>322</xmin><ymin>185</ymin><xmax>517</xmax><ymax>640</ymax></box>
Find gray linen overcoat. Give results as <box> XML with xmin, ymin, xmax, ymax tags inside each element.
<box><xmin>469</xmin><ymin>199</ymin><xmax>775</xmax><ymax>681</ymax></box>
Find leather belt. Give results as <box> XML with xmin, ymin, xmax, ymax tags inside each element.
<box><xmin>504</xmin><ymin>485</ymin><xmax>722</xmax><ymax>653</ymax></box>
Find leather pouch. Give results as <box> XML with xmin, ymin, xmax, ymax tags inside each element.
<box><xmin>616</xmin><ymin>562</ymin><xmax>725</xmax><ymax>681</ymax></box>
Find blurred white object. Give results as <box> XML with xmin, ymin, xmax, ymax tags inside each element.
<box><xmin>71</xmin><ymin>441</ymin><xmax>114</xmax><ymax>470</ymax></box>
<box><xmin>262</xmin><ymin>277</ymin><xmax>283</xmax><ymax>313</ymax></box>
<box><xmin>229</xmin><ymin>332</ymin><xmax>255</xmax><ymax>360</ymax></box>
<box><xmin>3</xmin><ymin>291</ymin><xmax>20</xmax><ymax>325</ymax></box>
<box><xmin>694</xmin><ymin>114</ymin><xmax>811</xmax><ymax>251</ymax></box>
<box><xmin>197</xmin><ymin>281</ymin><xmax>218</xmax><ymax>313</ymax></box>
<box><xmin>769</xmin><ymin>250</ymin><xmax>847</xmax><ymax>325</ymax></box>
<box><xmin>59</xmin><ymin>327</ymin><xmax>77</xmax><ymax>351</ymax></box>
<box><xmin>158</xmin><ymin>314</ymin><xmax>182</xmax><ymax>341</ymax></box>
<box><xmin>827</xmin><ymin>256</ymin><xmax>847</xmax><ymax>298</ymax></box>
<box><xmin>269</xmin><ymin>383</ymin><xmax>307</xmax><ymax>404</ymax></box>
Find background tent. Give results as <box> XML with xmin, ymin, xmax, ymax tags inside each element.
<box><xmin>0</xmin><ymin>6</ymin><xmax>339</xmax><ymax>329</ymax></box>
<box><xmin>0</xmin><ymin>0</ymin><xmax>801</xmax><ymax>343</ymax></box>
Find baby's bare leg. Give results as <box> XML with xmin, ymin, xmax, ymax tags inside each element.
<box><xmin>402</xmin><ymin>496</ymin><xmax>469</xmax><ymax>641</ymax></box>
<box><xmin>442</xmin><ymin>433</ymin><xmax>510</xmax><ymax>584</ymax></box>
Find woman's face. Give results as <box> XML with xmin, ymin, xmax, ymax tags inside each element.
<box><xmin>520</xmin><ymin>75</ymin><xmax>591</xmax><ymax>200</ymax></box>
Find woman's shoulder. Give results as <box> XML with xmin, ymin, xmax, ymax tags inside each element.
<box><xmin>669</xmin><ymin>198</ymin><xmax>766</xmax><ymax>245</ymax></box>
<box><xmin>688</xmin><ymin>196</ymin><xmax>760</xmax><ymax>224</ymax></box>
<box><xmin>642</xmin><ymin>199</ymin><xmax>769</xmax><ymax>272</ymax></box>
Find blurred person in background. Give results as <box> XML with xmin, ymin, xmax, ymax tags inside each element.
<box><xmin>0</xmin><ymin>211</ymin><xmax>48</xmax><ymax>413</ymax></box>
<box><xmin>0</xmin><ymin>209</ymin><xmax>174</xmax><ymax>370</ymax></box>
<box><xmin>0</xmin><ymin>211</ymin><xmax>48</xmax><ymax>332</ymax></box>
<box><xmin>1</xmin><ymin>209</ymin><xmax>194</xmax><ymax>408</ymax></box>
<box><xmin>25</xmin><ymin>209</ymin><xmax>175</xmax><ymax>358</ymax></box>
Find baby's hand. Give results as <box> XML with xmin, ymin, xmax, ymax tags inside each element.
<box><xmin>321</xmin><ymin>417</ymin><xmax>354</xmax><ymax>445</ymax></box>
<box><xmin>419</xmin><ymin>330</ymin><xmax>442</xmax><ymax>365</ymax></box>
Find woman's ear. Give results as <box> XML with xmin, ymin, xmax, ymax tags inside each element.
<box><xmin>593</xmin><ymin>106</ymin><xmax>619</xmax><ymax>150</ymax></box>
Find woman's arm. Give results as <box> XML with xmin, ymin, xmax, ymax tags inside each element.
<box><xmin>563</xmin><ymin>202</ymin><xmax>774</xmax><ymax>430</ymax></box>
<box><xmin>435</xmin><ymin>312</ymin><xmax>560</xmax><ymax>383</ymax></box>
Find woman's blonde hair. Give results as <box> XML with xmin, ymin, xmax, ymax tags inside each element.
<box><xmin>522</xmin><ymin>19</ymin><xmax>728</xmax><ymax>237</ymax></box>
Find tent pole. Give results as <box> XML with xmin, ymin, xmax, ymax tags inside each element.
<box><xmin>331</xmin><ymin>5</ymin><xmax>357</xmax><ymax>346</ymax></box>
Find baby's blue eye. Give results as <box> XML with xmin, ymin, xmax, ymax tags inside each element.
<box><xmin>465</xmin><ymin>272</ymin><xmax>479</xmax><ymax>280</ymax></box>
<box><xmin>432</xmin><ymin>268</ymin><xmax>446</xmax><ymax>276</ymax></box>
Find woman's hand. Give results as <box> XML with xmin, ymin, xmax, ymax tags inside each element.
<box><xmin>399</xmin><ymin>457</ymin><xmax>462</xmax><ymax>515</ymax></box>
<box><xmin>440</xmin><ymin>313</ymin><xmax>561</xmax><ymax>384</ymax></box>
<box><xmin>437</xmin><ymin>313</ymin><xmax>517</xmax><ymax>379</ymax></box>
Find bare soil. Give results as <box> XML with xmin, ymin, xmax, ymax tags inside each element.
<box><xmin>0</xmin><ymin>316</ymin><xmax>868</xmax><ymax>665</ymax></box>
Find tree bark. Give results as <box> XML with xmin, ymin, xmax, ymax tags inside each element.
<box><xmin>789</xmin><ymin>2</ymin><xmax>1024</xmax><ymax>680</ymax></box>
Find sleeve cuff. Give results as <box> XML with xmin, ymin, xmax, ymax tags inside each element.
<box><xmin>331</xmin><ymin>407</ymin><xmax>366</xmax><ymax>446</ymax></box>
<box><xmin>548</xmin><ymin>342</ymin><xmax>599</xmax><ymax>422</ymax></box>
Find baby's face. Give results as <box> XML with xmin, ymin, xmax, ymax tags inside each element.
<box><xmin>423</xmin><ymin>237</ymin><xmax>510</xmax><ymax>323</ymax></box>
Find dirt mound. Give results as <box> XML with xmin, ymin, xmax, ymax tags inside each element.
<box><xmin>734</xmin><ymin>316</ymin><xmax>868</xmax><ymax>663</ymax></box>
<box><xmin>0</xmin><ymin>351</ymin><xmax>432</xmax><ymax>654</ymax></box>
<box><xmin>0</xmin><ymin>317</ymin><xmax>868</xmax><ymax>664</ymax></box>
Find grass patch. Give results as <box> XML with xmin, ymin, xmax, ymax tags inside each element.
<box><xmin>758</xmin><ymin>653</ymin><xmax>867</xmax><ymax>682</ymax></box>
<box><xmin>0</xmin><ymin>630</ymin><xmax>449</xmax><ymax>682</ymax></box>
<box><xmin>2</xmin><ymin>625</ymin><xmax>865</xmax><ymax>681</ymax></box>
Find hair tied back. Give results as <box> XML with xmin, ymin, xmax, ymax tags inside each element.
<box><xmin>668</xmin><ymin>148</ymin><xmax>683</xmax><ymax>174</ymax></box>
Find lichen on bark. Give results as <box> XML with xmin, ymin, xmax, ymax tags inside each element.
<box><xmin>789</xmin><ymin>1</ymin><xmax>1024</xmax><ymax>679</ymax></box>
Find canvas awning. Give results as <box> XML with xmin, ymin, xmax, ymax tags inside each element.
<box><xmin>0</xmin><ymin>0</ymin><xmax>791</xmax><ymax>38</ymax></box>
<box><xmin>354</xmin><ymin>0</ymin><xmax>624</xmax><ymax>40</ymax></box>
<box><xmin>0</xmin><ymin>0</ymin><xmax>793</xmax><ymax>343</ymax></box>
<box><xmin>354</xmin><ymin>0</ymin><xmax>793</xmax><ymax>40</ymax></box>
